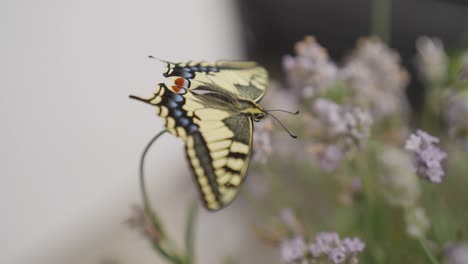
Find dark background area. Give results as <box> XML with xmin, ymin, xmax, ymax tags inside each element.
<box><xmin>236</xmin><ymin>0</ymin><xmax>468</xmax><ymax>108</ymax></box>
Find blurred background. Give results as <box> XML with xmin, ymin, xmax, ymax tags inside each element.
<box><xmin>2</xmin><ymin>0</ymin><xmax>468</xmax><ymax>264</ymax></box>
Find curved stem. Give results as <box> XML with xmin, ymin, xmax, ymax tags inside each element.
<box><xmin>184</xmin><ymin>202</ymin><xmax>198</xmax><ymax>264</ymax></box>
<box><xmin>139</xmin><ymin>129</ymin><xmax>183</xmax><ymax>263</ymax></box>
<box><xmin>140</xmin><ymin>130</ymin><xmax>169</xmax><ymax>233</ymax></box>
<box><xmin>419</xmin><ymin>238</ymin><xmax>439</xmax><ymax>264</ymax></box>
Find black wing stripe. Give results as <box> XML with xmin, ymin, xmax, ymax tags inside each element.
<box><xmin>187</xmin><ymin>131</ymin><xmax>222</xmax><ymax>208</ymax></box>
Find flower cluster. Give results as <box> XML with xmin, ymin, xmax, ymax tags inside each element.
<box><xmin>283</xmin><ymin>36</ymin><xmax>339</xmax><ymax>99</ymax></box>
<box><xmin>252</xmin><ymin>118</ymin><xmax>274</xmax><ymax>163</ymax></box>
<box><xmin>340</xmin><ymin>37</ymin><xmax>409</xmax><ymax>120</ymax></box>
<box><xmin>311</xmin><ymin>98</ymin><xmax>372</xmax><ymax>171</ymax></box>
<box><xmin>280</xmin><ymin>233</ymin><xmax>365</xmax><ymax>264</ymax></box>
<box><xmin>405</xmin><ymin>206</ymin><xmax>430</xmax><ymax>239</ymax></box>
<box><xmin>379</xmin><ymin>146</ymin><xmax>421</xmax><ymax>208</ymax></box>
<box><xmin>444</xmin><ymin>90</ymin><xmax>468</xmax><ymax>150</ymax></box>
<box><xmin>415</xmin><ymin>36</ymin><xmax>448</xmax><ymax>83</ymax></box>
<box><xmin>405</xmin><ymin>130</ymin><xmax>447</xmax><ymax>183</ymax></box>
<box><xmin>444</xmin><ymin>242</ymin><xmax>468</xmax><ymax>264</ymax></box>
<box><xmin>312</xmin><ymin>98</ymin><xmax>372</xmax><ymax>143</ymax></box>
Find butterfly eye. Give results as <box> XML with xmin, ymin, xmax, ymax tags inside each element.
<box><xmin>254</xmin><ymin>113</ymin><xmax>266</xmax><ymax>121</ymax></box>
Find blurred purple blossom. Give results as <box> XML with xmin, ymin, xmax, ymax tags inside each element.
<box><xmin>444</xmin><ymin>90</ymin><xmax>468</xmax><ymax>150</ymax></box>
<box><xmin>444</xmin><ymin>242</ymin><xmax>468</xmax><ymax>264</ymax></box>
<box><xmin>313</xmin><ymin>98</ymin><xmax>372</xmax><ymax>145</ymax></box>
<box><xmin>308</xmin><ymin>232</ymin><xmax>365</xmax><ymax>264</ymax></box>
<box><xmin>311</xmin><ymin>98</ymin><xmax>372</xmax><ymax>172</ymax></box>
<box><xmin>314</xmin><ymin>99</ymin><xmax>372</xmax><ymax>139</ymax></box>
<box><xmin>340</xmin><ymin>37</ymin><xmax>409</xmax><ymax>120</ymax></box>
<box><xmin>415</xmin><ymin>36</ymin><xmax>448</xmax><ymax>83</ymax></box>
<box><xmin>279</xmin><ymin>208</ymin><xmax>304</xmax><ymax>235</ymax></box>
<box><xmin>252</xmin><ymin>119</ymin><xmax>273</xmax><ymax>163</ymax></box>
<box><xmin>318</xmin><ymin>144</ymin><xmax>344</xmax><ymax>172</ymax></box>
<box><xmin>405</xmin><ymin>130</ymin><xmax>447</xmax><ymax>183</ymax></box>
<box><xmin>343</xmin><ymin>237</ymin><xmax>366</xmax><ymax>252</ymax></box>
<box><xmin>283</xmin><ymin>36</ymin><xmax>339</xmax><ymax>99</ymax></box>
<box><xmin>405</xmin><ymin>207</ymin><xmax>430</xmax><ymax>239</ymax></box>
<box><xmin>379</xmin><ymin>147</ymin><xmax>421</xmax><ymax>208</ymax></box>
<box><xmin>280</xmin><ymin>236</ymin><xmax>306</xmax><ymax>263</ymax></box>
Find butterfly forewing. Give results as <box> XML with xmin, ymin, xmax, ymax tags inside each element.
<box><xmin>162</xmin><ymin>60</ymin><xmax>268</xmax><ymax>102</ymax></box>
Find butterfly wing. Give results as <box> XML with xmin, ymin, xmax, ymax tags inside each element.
<box><xmin>186</xmin><ymin>113</ymin><xmax>253</xmax><ymax>211</ymax></box>
<box><xmin>162</xmin><ymin>60</ymin><xmax>268</xmax><ymax>102</ymax></box>
<box><xmin>138</xmin><ymin>83</ymin><xmax>253</xmax><ymax>210</ymax></box>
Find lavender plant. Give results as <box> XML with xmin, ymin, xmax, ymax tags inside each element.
<box><xmin>128</xmin><ymin>36</ymin><xmax>468</xmax><ymax>263</ymax></box>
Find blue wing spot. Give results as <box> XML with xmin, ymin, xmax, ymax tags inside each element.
<box><xmin>172</xmin><ymin>109</ymin><xmax>183</xmax><ymax>117</ymax></box>
<box><xmin>183</xmin><ymin>72</ymin><xmax>194</xmax><ymax>78</ymax></box>
<box><xmin>188</xmin><ymin>124</ymin><xmax>198</xmax><ymax>133</ymax></box>
<box><xmin>179</xmin><ymin>118</ymin><xmax>191</xmax><ymax>127</ymax></box>
<box><xmin>167</xmin><ymin>100</ymin><xmax>178</xmax><ymax>108</ymax></box>
<box><xmin>173</xmin><ymin>94</ymin><xmax>184</xmax><ymax>103</ymax></box>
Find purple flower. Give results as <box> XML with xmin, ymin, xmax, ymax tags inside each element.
<box><xmin>342</xmin><ymin>237</ymin><xmax>366</xmax><ymax>253</ymax></box>
<box><xmin>252</xmin><ymin>119</ymin><xmax>273</xmax><ymax>163</ymax></box>
<box><xmin>318</xmin><ymin>145</ymin><xmax>344</xmax><ymax>172</ymax></box>
<box><xmin>379</xmin><ymin>147</ymin><xmax>421</xmax><ymax>208</ymax></box>
<box><xmin>405</xmin><ymin>207</ymin><xmax>430</xmax><ymax>238</ymax></box>
<box><xmin>415</xmin><ymin>36</ymin><xmax>448</xmax><ymax>83</ymax></box>
<box><xmin>283</xmin><ymin>36</ymin><xmax>338</xmax><ymax>99</ymax></box>
<box><xmin>405</xmin><ymin>130</ymin><xmax>447</xmax><ymax>183</ymax></box>
<box><xmin>312</xmin><ymin>98</ymin><xmax>372</xmax><ymax>144</ymax></box>
<box><xmin>329</xmin><ymin>248</ymin><xmax>347</xmax><ymax>263</ymax></box>
<box><xmin>279</xmin><ymin>208</ymin><xmax>304</xmax><ymax>235</ymax></box>
<box><xmin>340</xmin><ymin>37</ymin><xmax>409</xmax><ymax>120</ymax></box>
<box><xmin>315</xmin><ymin>232</ymin><xmax>341</xmax><ymax>246</ymax></box>
<box><xmin>280</xmin><ymin>237</ymin><xmax>306</xmax><ymax>263</ymax></box>
<box><xmin>444</xmin><ymin>90</ymin><xmax>468</xmax><ymax>150</ymax></box>
<box><xmin>307</xmin><ymin>232</ymin><xmax>366</xmax><ymax>263</ymax></box>
<box><xmin>444</xmin><ymin>242</ymin><xmax>468</xmax><ymax>264</ymax></box>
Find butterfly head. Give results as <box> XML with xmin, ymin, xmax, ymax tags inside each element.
<box><xmin>252</xmin><ymin>108</ymin><xmax>267</xmax><ymax>122</ymax></box>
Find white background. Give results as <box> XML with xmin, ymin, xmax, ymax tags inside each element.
<box><xmin>1</xmin><ymin>1</ymin><xmax>275</xmax><ymax>263</ymax></box>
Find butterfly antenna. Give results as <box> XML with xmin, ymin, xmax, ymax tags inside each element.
<box><xmin>264</xmin><ymin>109</ymin><xmax>300</xmax><ymax>115</ymax></box>
<box><xmin>129</xmin><ymin>95</ymin><xmax>151</xmax><ymax>104</ymax></box>
<box><xmin>267</xmin><ymin>113</ymin><xmax>297</xmax><ymax>138</ymax></box>
<box><xmin>148</xmin><ymin>55</ymin><xmax>171</xmax><ymax>64</ymax></box>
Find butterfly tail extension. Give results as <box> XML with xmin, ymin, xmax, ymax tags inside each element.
<box><xmin>129</xmin><ymin>83</ymin><xmax>168</xmax><ymax>106</ymax></box>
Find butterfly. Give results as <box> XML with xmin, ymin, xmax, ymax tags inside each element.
<box><xmin>131</xmin><ymin>58</ymin><xmax>296</xmax><ymax>211</ymax></box>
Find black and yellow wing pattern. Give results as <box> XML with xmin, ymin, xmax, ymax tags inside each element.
<box><xmin>132</xmin><ymin>60</ymin><xmax>268</xmax><ymax>211</ymax></box>
<box><xmin>161</xmin><ymin>60</ymin><xmax>268</xmax><ymax>102</ymax></box>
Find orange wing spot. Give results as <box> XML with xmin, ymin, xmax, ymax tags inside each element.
<box><xmin>175</xmin><ymin>77</ymin><xmax>186</xmax><ymax>87</ymax></box>
<box><xmin>172</xmin><ymin>85</ymin><xmax>182</xmax><ymax>93</ymax></box>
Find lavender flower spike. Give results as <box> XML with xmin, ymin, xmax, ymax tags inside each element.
<box><xmin>405</xmin><ymin>130</ymin><xmax>447</xmax><ymax>183</ymax></box>
<box><xmin>280</xmin><ymin>236</ymin><xmax>307</xmax><ymax>263</ymax></box>
<box><xmin>308</xmin><ymin>232</ymin><xmax>365</xmax><ymax>264</ymax></box>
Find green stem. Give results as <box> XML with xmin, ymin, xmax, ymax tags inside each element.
<box><xmin>184</xmin><ymin>202</ymin><xmax>198</xmax><ymax>264</ymax></box>
<box><xmin>139</xmin><ymin>129</ymin><xmax>184</xmax><ymax>263</ymax></box>
<box><xmin>371</xmin><ymin>0</ymin><xmax>391</xmax><ymax>43</ymax></box>
<box><xmin>419</xmin><ymin>238</ymin><xmax>439</xmax><ymax>264</ymax></box>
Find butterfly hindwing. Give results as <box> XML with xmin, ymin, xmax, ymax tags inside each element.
<box><xmin>186</xmin><ymin>114</ymin><xmax>253</xmax><ymax>210</ymax></box>
<box><xmin>162</xmin><ymin>60</ymin><xmax>268</xmax><ymax>102</ymax></box>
